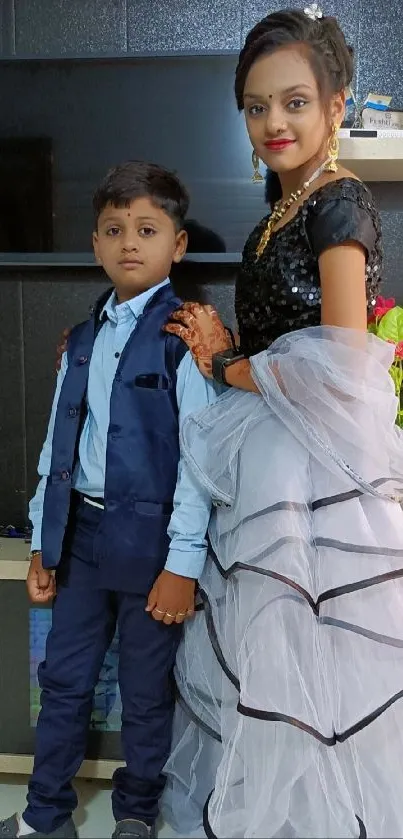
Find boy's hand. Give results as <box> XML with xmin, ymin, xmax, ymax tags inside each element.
<box><xmin>146</xmin><ymin>570</ymin><xmax>195</xmax><ymax>625</ymax></box>
<box><xmin>56</xmin><ymin>327</ymin><xmax>70</xmax><ymax>372</ymax></box>
<box><xmin>26</xmin><ymin>552</ymin><xmax>56</xmax><ymax>604</ymax></box>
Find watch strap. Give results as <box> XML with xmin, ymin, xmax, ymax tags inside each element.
<box><xmin>212</xmin><ymin>350</ymin><xmax>245</xmax><ymax>385</ymax></box>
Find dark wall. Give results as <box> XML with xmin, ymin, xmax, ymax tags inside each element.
<box><xmin>1</xmin><ymin>0</ymin><xmax>403</xmax><ymax>110</ymax></box>
<box><xmin>1</xmin><ymin>0</ymin><xmax>403</xmax><ymax>529</ymax></box>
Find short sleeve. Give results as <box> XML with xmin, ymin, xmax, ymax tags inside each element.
<box><xmin>305</xmin><ymin>195</ymin><xmax>377</xmax><ymax>260</ymax></box>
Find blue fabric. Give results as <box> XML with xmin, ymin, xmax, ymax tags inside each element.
<box><xmin>30</xmin><ymin>281</ymin><xmax>217</xmax><ymax>578</ymax></box>
<box><xmin>24</xmin><ymin>497</ymin><xmax>182</xmax><ymax>832</ymax></box>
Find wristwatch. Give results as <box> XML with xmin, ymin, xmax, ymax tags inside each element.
<box><xmin>212</xmin><ymin>349</ymin><xmax>245</xmax><ymax>385</ymax></box>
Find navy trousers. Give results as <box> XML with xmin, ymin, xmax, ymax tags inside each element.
<box><xmin>24</xmin><ymin>497</ymin><xmax>182</xmax><ymax>833</ymax></box>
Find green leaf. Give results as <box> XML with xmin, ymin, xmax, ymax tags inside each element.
<box><xmin>389</xmin><ymin>364</ymin><xmax>402</xmax><ymax>396</ymax></box>
<box><xmin>367</xmin><ymin>321</ymin><xmax>378</xmax><ymax>335</ymax></box>
<box><xmin>377</xmin><ymin>306</ymin><xmax>403</xmax><ymax>344</ymax></box>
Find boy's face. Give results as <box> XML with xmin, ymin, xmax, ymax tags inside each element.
<box><xmin>93</xmin><ymin>196</ymin><xmax>187</xmax><ymax>302</ymax></box>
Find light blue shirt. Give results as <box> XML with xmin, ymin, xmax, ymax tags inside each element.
<box><xmin>29</xmin><ymin>279</ymin><xmax>217</xmax><ymax>579</ymax></box>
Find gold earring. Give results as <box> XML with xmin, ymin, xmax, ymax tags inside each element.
<box><xmin>251</xmin><ymin>150</ymin><xmax>264</xmax><ymax>183</ymax></box>
<box><xmin>324</xmin><ymin>124</ymin><xmax>339</xmax><ymax>173</ymax></box>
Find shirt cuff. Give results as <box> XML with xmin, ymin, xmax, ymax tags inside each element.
<box><xmin>30</xmin><ymin>531</ymin><xmax>42</xmax><ymax>552</ymax></box>
<box><xmin>164</xmin><ymin>548</ymin><xmax>207</xmax><ymax>580</ymax></box>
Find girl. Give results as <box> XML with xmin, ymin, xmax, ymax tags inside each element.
<box><xmin>162</xmin><ymin>7</ymin><xmax>403</xmax><ymax>839</ymax></box>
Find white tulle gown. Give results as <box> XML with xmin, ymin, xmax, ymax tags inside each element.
<box><xmin>161</xmin><ymin>327</ymin><xmax>403</xmax><ymax>839</ymax></box>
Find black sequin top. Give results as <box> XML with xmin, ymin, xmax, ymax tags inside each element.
<box><xmin>236</xmin><ymin>178</ymin><xmax>382</xmax><ymax>357</ymax></box>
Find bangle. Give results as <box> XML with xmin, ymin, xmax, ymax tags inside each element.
<box><xmin>29</xmin><ymin>550</ymin><xmax>42</xmax><ymax>559</ymax></box>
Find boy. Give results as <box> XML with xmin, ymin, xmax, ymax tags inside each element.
<box><xmin>1</xmin><ymin>162</ymin><xmax>216</xmax><ymax>839</ymax></box>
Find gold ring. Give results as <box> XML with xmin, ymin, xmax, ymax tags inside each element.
<box><xmin>166</xmin><ymin>612</ymin><xmax>176</xmax><ymax>618</ymax></box>
<box><xmin>176</xmin><ymin>612</ymin><xmax>187</xmax><ymax>616</ymax></box>
<box><xmin>155</xmin><ymin>608</ymin><xmax>166</xmax><ymax>615</ymax></box>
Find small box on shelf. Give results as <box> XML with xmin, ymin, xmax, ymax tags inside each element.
<box><xmin>338</xmin><ymin>128</ymin><xmax>403</xmax><ymax>181</ymax></box>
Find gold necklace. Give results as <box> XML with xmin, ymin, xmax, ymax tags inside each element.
<box><xmin>256</xmin><ymin>158</ymin><xmax>331</xmax><ymax>259</ymax></box>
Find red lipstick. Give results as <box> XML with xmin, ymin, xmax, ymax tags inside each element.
<box><xmin>264</xmin><ymin>139</ymin><xmax>296</xmax><ymax>151</ymax></box>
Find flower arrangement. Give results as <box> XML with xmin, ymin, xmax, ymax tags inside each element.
<box><xmin>368</xmin><ymin>295</ymin><xmax>403</xmax><ymax>427</ymax></box>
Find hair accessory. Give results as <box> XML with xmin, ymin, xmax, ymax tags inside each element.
<box><xmin>304</xmin><ymin>3</ymin><xmax>323</xmax><ymax>20</ymax></box>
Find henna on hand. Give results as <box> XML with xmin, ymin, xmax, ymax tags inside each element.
<box><xmin>164</xmin><ymin>303</ymin><xmax>232</xmax><ymax>378</ymax></box>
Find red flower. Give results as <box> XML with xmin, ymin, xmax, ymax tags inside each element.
<box><xmin>373</xmin><ymin>295</ymin><xmax>395</xmax><ymax>319</ymax></box>
<box><xmin>395</xmin><ymin>342</ymin><xmax>403</xmax><ymax>360</ymax></box>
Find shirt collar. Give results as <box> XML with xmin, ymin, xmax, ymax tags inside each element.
<box><xmin>100</xmin><ymin>278</ymin><xmax>170</xmax><ymax>324</ymax></box>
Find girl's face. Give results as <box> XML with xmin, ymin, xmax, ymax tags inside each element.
<box><xmin>243</xmin><ymin>46</ymin><xmax>344</xmax><ymax>174</ymax></box>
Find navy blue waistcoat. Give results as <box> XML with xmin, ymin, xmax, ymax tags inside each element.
<box><xmin>41</xmin><ymin>283</ymin><xmax>187</xmax><ymax>593</ymax></box>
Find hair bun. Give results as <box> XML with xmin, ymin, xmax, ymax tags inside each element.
<box><xmin>320</xmin><ymin>15</ymin><xmax>354</xmax><ymax>87</ymax></box>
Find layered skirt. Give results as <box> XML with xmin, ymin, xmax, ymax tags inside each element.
<box><xmin>162</xmin><ymin>327</ymin><xmax>403</xmax><ymax>838</ymax></box>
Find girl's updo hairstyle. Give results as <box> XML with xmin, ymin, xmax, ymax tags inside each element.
<box><xmin>235</xmin><ymin>9</ymin><xmax>353</xmax><ymax>110</ymax></box>
<box><xmin>235</xmin><ymin>8</ymin><xmax>354</xmax><ymax>205</ymax></box>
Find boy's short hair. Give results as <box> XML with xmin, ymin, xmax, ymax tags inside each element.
<box><xmin>93</xmin><ymin>160</ymin><xmax>189</xmax><ymax>230</ymax></box>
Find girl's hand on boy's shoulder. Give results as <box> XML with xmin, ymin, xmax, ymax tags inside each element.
<box><xmin>56</xmin><ymin>327</ymin><xmax>71</xmax><ymax>372</ymax></box>
<box><xmin>146</xmin><ymin>569</ymin><xmax>195</xmax><ymax>625</ymax></box>
<box><xmin>164</xmin><ymin>302</ymin><xmax>232</xmax><ymax>379</ymax></box>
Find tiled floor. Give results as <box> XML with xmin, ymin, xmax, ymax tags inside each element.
<box><xmin>0</xmin><ymin>775</ymin><xmax>190</xmax><ymax>838</ymax></box>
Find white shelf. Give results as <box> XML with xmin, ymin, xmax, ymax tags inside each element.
<box><xmin>339</xmin><ymin>129</ymin><xmax>403</xmax><ymax>181</ymax></box>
